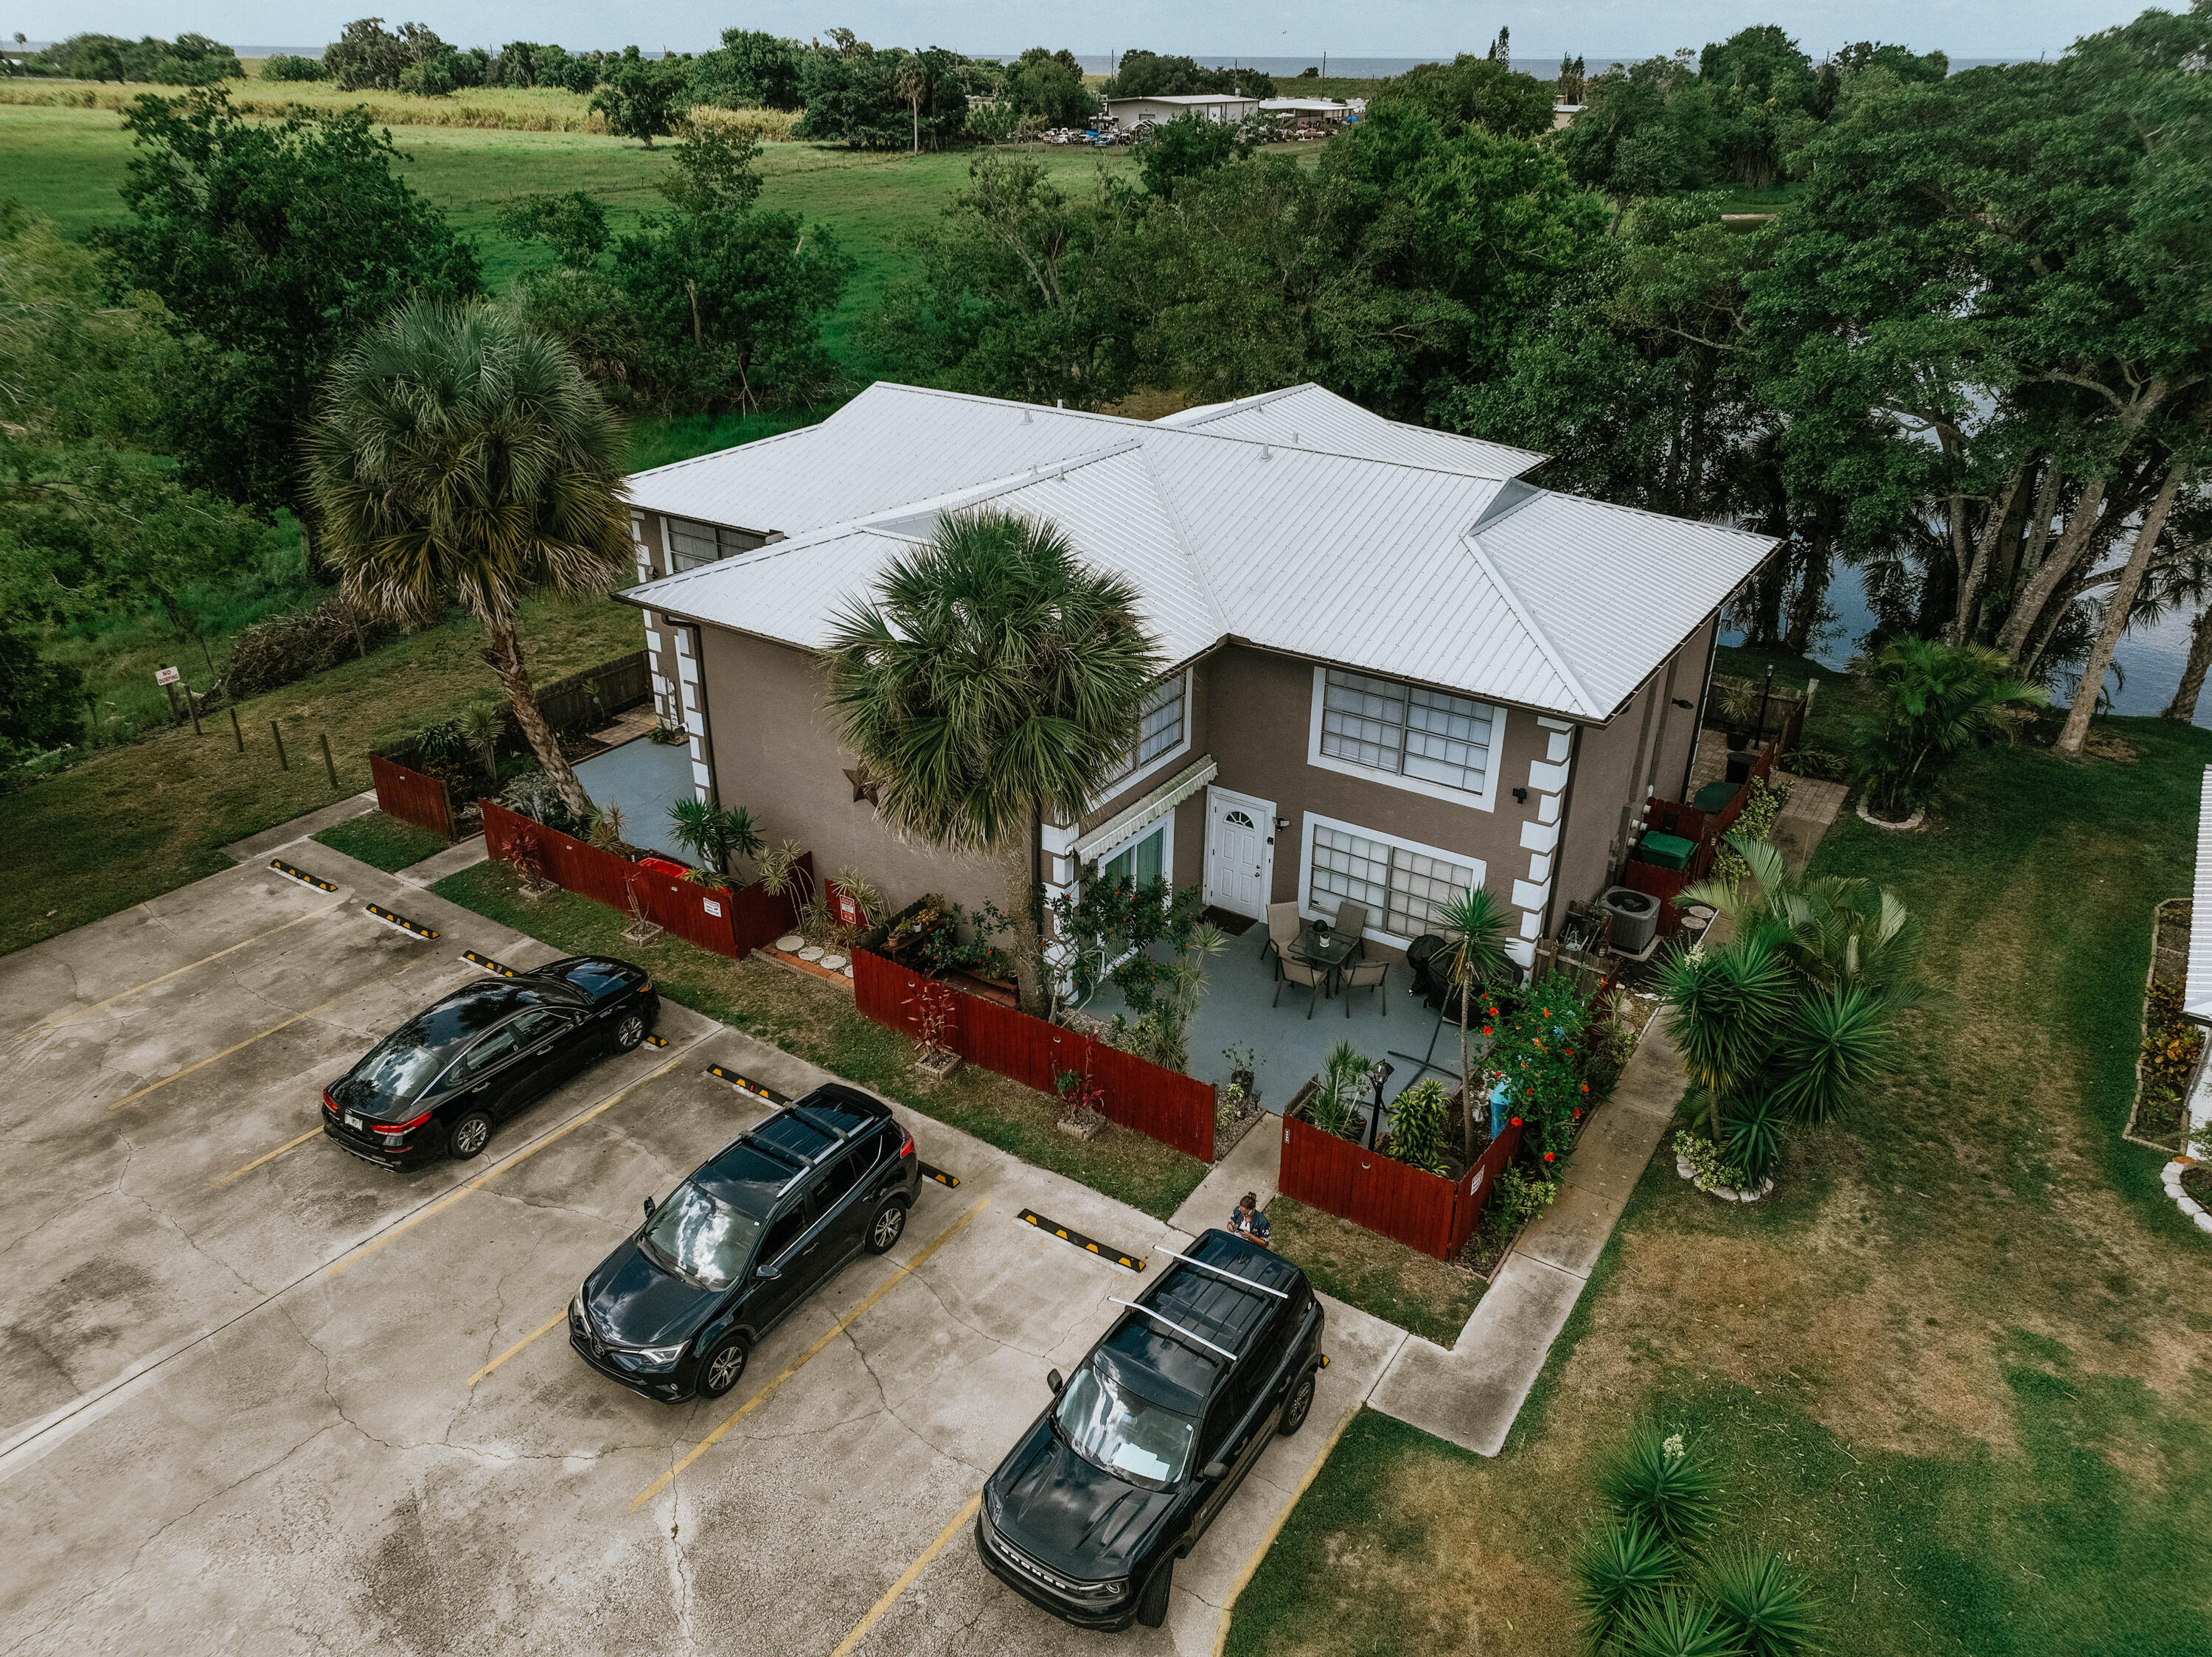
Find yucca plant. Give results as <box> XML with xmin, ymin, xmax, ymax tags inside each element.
<box><xmin>1701</xmin><ymin>1549</ymin><xmax>1822</xmax><ymax>1657</ymax></box>
<box><xmin>1721</xmin><ymin>1094</ymin><xmax>1787</xmax><ymax>1186</ymax></box>
<box><xmin>1769</xmin><ymin>983</ymin><xmax>1897</xmax><ymax>1124</ymax></box>
<box><xmin>667</xmin><ymin>798</ymin><xmax>762</xmax><ymax>879</ymax></box>
<box><xmin>1619</xmin><ymin>1591</ymin><xmax>1745</xmax><ymax>1657</ymax></box>
<box><xmin>1654</xmin><ymin>932</ymin><xmax>1794</xmax><ymax>1144</ymax></box>
<box><xmin>1599</xmin><ymin>1428</ymin><xmax>1723</xmax><ymax>1552</ymax></box>
<box><xmin>1574</xmin><ymin>1515</ymin><xmax>1680</xmax><ymax>1652</ymax></box>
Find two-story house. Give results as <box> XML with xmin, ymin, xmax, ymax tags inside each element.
<box><xmin>618</xmin><ymin>382</ymin><xmax>1772</xmax><ymax>970</ymax></box>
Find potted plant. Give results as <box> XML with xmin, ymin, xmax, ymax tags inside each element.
<box><xmin>1222</xmin><ymin>1043</ymin><xmax>1259</xmax><ymax>1105</ymax></box>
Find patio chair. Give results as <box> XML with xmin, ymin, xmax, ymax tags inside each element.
<box><xmin>1261</xmin><ymin>901</ymin><xmax>1301</xmax><ymax>974</ymax></box>
<box><xmin>1331</xmin><ymin>901</ymin><xmax>1369</xmax><ymax>959</ymax></box>
<box><xmin>1273</xmin><ymin>954</ymin><xmax>1326</xmax><ymax>1019</ymax></box>
<box><xmin>1340</xmin><ymin>958</ymin><xmax>1388</xmax><ymax>1017</ymax></box>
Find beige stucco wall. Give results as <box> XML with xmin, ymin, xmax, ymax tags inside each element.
<box><xmin>695</xmin><ymin>625</ymin><xmax>1007</xmax><ymax>920</ymax></box>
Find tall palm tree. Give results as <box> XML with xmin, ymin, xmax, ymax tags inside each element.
<box><xmin>1433</xmin><ymin>885</ymin><xmax>1512</xmax><ymax>1157</ymax></box>
<box><xmin>892</xmin><ymin>52</ymin><xmax>932</xmax><ymax>154</ymax></box>
<box><xmin>823</xmin><ymin>509</ymin><xmax>1162</xmax><ymax>1013</ymax></box>
<box><xmin>305</xmin><ymin>301</ymin><xmax>632</xmax><ymax>820</ymax></box>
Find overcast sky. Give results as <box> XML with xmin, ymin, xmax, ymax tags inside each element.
<box><xmin>6</xmin><ymin>0</ymin><xmax>2151</xmax><ymax>61</ymax></box>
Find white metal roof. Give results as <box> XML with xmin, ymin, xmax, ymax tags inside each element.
<box><xmin>2190</xmin><ymin>767</ymin><xmax>2212</xmax><ymax>1020</ymax></box>
<box><xmin>625</xmin><ymin>384</ymin><xmax>1775</xmax><ymax>723</ymax></box>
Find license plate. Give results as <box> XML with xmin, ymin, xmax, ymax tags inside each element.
<box><xmin>344</xmin><ymin>1113</ymin><xmax>364</xmax><ymax>1130</ymax></box>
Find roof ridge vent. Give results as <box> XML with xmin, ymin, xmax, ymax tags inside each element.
<box><xmin>1259</xmin><ymin>445</ymin><xmax>1273</xmax><ymax>462</ymax></box>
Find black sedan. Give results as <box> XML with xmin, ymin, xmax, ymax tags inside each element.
<box><xmin>570</xmin><ymin>1083</ymin><xmax>922</xmax><ymax>1403</ymax></box>
<box><xmin>323</xmin><ymin>956</ymin><xmax>659</xmax><ymax>1167</ymax></box>
<box><xmin>976</xmin><ymin>1229</ymin><xmax>1324</xmax><ymax>1631</ymax></box>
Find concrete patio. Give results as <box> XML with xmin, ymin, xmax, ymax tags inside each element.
<box><xmin>1077</xmin><ymin>923</ymin><xmax>1472</xmax><ymax>1121</ymax></box>
<box><xmin>574</xmin><ymin>734</ymin><xmax>694</xmax><ymax>858</ymax></box>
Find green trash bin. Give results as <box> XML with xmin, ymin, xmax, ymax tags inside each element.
<box><xmin>1635</xmin><ymin>830</ymin><xmax>1697</xmax><ymax>872</ymax></box>
<box><xmin>1691</xmin><ymin>779</ymin><xmax>1737</xmax><ymax>814</ymax></box>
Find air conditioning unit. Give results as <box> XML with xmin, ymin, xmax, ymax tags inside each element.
<box><xmin>1601</xmin><ymin>886</ymin><xmax>1660</xmax><ymax>955</ymax></box>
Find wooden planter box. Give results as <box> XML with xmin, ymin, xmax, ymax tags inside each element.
<box><xmin>1278</xmin><ymin>1080</ymin><xmax>1525</xmax><ymax>1261</ymax></box>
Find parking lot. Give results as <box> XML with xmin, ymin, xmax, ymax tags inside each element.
<box><xmin>0</xmin><ymin>830</ymin><xmax>1406</xmax><ymax>1656</ymax></box>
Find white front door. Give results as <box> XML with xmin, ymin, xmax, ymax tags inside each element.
<box><xmin>1203</xmin><ymin>788</ymin><xmax>1273</xmax><ymax>920</ymax></box>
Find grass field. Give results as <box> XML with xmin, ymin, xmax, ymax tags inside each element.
<box><xmin>1226</xmin><ymin>709</ymin><xmax>2212</xmax><ymax>1656</ymax></box>
<box><xmin>0</xmin><ymin>102</ymin><xmax>1144</xmax><ymax>361</ymax></box>
<box><xmin>0</xmin><ymin>591</ymin><xmax>638</xmax><ymax>956</ymax></box>
<box><xmin>310</xmin><ymin>808</ymin><xmax>450</xmax><ymax>871</ymax></box>
<box><xmin>429</xmin><ymin>858</ymin><xmax>1211</xmax><ymax>1220</ymax></box>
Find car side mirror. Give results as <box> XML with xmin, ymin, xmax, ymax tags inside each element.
<box><xmin>1200</xmin><ymin>1460</ymin><xmax>1228</xmax><ymax>1482</ymax></box>
<box><xmin>754</xmin><ymin>1261</ymin><xmax>782</xmax><ymax>1282</ymax></box>
<box><xmin>1046</xmin><ymin>1369</ymin><xmax>1064</xmax><ymax>1395</ymax></box>
<box><xmin>641</xmin><ymin>1196</ymin><xmax>656</xmax><ymax>1220</ymax></box>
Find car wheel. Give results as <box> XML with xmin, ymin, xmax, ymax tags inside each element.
<box><xmin>1135</xmin><ymin>1560</ymin><xmax>1172</xmax><ymax>1629</ymax></box>
<box><xmin>1277</xmin><ymin>1368</ymin><xmax>1318</xmax><ymax>1437</ymax></box>
<box><xmin>448</xmin><ymin>1110</ymin><xmax>493</xmax><ymax>1160</ymax></box>
<box><xmin>698</xmin><ymin>1333</ymin><xmax>750</xmax><ymax>1399</ymax></box>
<box><xmin>864</xmin><ymin>1198</ymin><xmax>907</xmax><ymax>1255</ymax></box>
<box><xmin>614</xmin><ymin>1010</ymin><xmax>647</xmax><ymax>1052</ymax></box>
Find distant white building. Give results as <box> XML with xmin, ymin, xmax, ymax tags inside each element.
<box><xmin>1259</xmin><ymin>97</ymin><xmax>1355</xmax><ymax>119</ymax></box>
<box><xmin>1104</xmin><ymin>92</ymin><xmax>1262</xmax><ymax>128</ymax></box>
<box><xmin>1552</xmin><ymin>103</ymin><xmax>1586</xmax><ymax>131</ymax></box>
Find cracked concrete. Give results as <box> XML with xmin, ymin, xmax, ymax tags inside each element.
<box><xmin>2</xmin><ymin>837</ymin><xmax>1405</xmax><ymax>1656</ymax></box>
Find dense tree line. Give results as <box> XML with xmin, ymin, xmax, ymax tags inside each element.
<box><xmin>1101</xmin><ymin>51</ymin><xmax>1274</xmax><ymax>100</ymax></box>
<box><xmin>872</xmin><ymin>12</ymin><xmax>2212</xmax><ymax>743</ymax></box>
<box><xmin>7</xmin><ymin>32</ymin><xmax>242</xmax><ymax>83</ymax></box>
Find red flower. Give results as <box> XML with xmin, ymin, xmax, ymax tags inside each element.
<box><xmin>1543</xmin><ymin>1150</ymin><xmax>1556</xmax><ymax>1162</ymax></box>
<box><xmin>1510</xmin><ymin>1116</ymin><xmax>1523</xmax><ymax>1126</ymax></box>
<box><xmin>1482</xmin><ymin>1026</ymin><xmax>1493</xmax><ymax>1037</ymax></box>
<box><xmin>1573</xmin><ymin>1108</ymin><xmax>1582</xmax><ymax>1119</ymax></box>
<box><xmin>1580</xmin><ymin>1083</ymin><xmax>1590</xmax><ymax>1094</ymax></box>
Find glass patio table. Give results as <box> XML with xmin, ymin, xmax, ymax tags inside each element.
<box><xmin>1288</xmin><ymin>927</ymin><xmax>1358</xmax><ymax>996</ymax></box>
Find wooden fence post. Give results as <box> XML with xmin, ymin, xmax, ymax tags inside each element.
<box><xmin>229</xmin><ymin>706</ymin><xmax>245</xmax><ymax>753</ymax></box>
<box><xmin>270</xmin><ymin>720</ymin><xmax>288</xmax><ymax>770</ymax></box>
<box><xmin>184</xmin><ymin>686</ymin><xmax>203</xmax><ymax>737</ymax></box>
<box><xmin>319</xmin><ymin>732</ymin><xmax>340</xmax><ymax>789</ymax></box>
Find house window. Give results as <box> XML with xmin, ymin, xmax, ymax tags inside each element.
<box><xmin>665</xmin><ymin>517</ymin><xmax>766</xmax><ymax>573</ymax></box>
<box><xmin>1319</xmin><ymin>669</ymin><xmax>1495</xmax><ymax>796</ymax></box>
<box><xmin>1099</xmin><ymin>821</ymin><xmax>1168</xmax><ymax>890</ymax></box>
<box><xmin>1308</xmin><ymin>821</ymin><xmax>1477</xmax><ymax>941</ymax></box>
<box><xmin>1101</xmin><ymin>673</ymin><xmax>1189</xmax><ymax>790</ymax></box>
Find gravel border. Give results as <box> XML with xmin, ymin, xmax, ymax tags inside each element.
<box><xmin>2160</xmin><ymin>1158</ymin><xmax>2212</xmax><ymax>1234</ymax></box>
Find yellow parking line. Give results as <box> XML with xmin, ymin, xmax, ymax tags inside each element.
<box><xmin>27</xmin><ymin>900</ymin><xmax>346</xmax><ymax>1034</ymax></box>
<box><xmin>106</xmin><ymin>990</ymin><xmax>359</xmax><ymax>1111</ymax></box>
<box><xmin>467</xmin><ymin>1310</ymin><xmax>569</xmax><ymax>1387</ymax></box>
<box><xmin>324</xmin><ymin>1042</ymin><xmax>703</xmax><ymax>1278</ymax></box>
<box><xmin>827</xmin><ymin>1490</ymin><xmax>983</xmax><ymax>1657</ymax></box>
<box><xmin>1209</xmin><ymin>1403</ymin><xmax>1360</xmax><ymax>1657</ymax></box>
<box><xmin>629</xmin><ymin>1198</ymin><xmax>989</xmax><ymax>1512</ymax></box>
<box><xmin>209</xmin><ymin>1125</ymin><xmax>321</xmax><ymax>1188</ymax></box>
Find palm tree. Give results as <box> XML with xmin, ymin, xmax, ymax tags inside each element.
<box><xmin>823</xmin><ymin>509</ymin><xmax>1162</xmax><ymax>1013</ymax></box>
<box><xmin>1852</xmin><ymin>638</ymin><xmax>2045</xmax><ymax>816</ymax></box>
<box><xmin>305</xmin><ymin>301</ymin><xmax>630</xmax><ymax>819</ymax></box>
<box><xmin>1433</xmin><ymin>886</ymin><xmax>1512</xmax><ymax>1157</ymax></box>
<box><xmin>1653</xmin><ymin>928</ymin><xmax>1795</xmax><ymax>1144</ymax></box>
<box><xmin>892</xmin><ymin>52</ymin><xmax>931</xmax><ymax>154</ymax></box>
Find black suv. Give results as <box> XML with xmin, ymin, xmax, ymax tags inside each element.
<box><xmin>570</xmin><ymin>1083</ymin><xmax>922</xmax><ymax>1403</ymax></box>
<box><xmin>324</xmin><ymin>956</ymin><xmax>659</xmax><ymax>1168</ymax></box>
<box><xmin>976</xmin><ymin>1229</ymin><xmax>1325</xmax><ymax>1631</ymax></box>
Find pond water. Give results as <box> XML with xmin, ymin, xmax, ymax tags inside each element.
<box><xmin>1723</xmin><ymin>565</ymin><xmax>2208</xmax><ymax>727</ymax></box>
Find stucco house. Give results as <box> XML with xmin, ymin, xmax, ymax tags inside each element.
<box><xmin>617</xmin><ymin>382</ymin><xmax>1772</xmax><ymax>971</ymax></box>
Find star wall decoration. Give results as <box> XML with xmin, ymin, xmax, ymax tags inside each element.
<box><xmin>844</xmin><ymin>763</ymin><xmax>882</xmax><ymax>808</ymax></box>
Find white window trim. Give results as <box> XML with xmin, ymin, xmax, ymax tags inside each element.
<box><xmin>1091</xmin><ymin>668</ymin><xmax>1194</xmax><ymax>810</ymax></box>
<box><xmin>1296</xmin><ymin>810</ymin><xmax>1487</xmax><ymax>952</ymax></box>
<box><xmin>1085</xmin><ymin>810</ymin><xmax>1175</xmax><ymax>898</ymax></box>
<box><xmin>1304</xmin><ymin>665</ymin><xmax>1500</xmax><ymax>813</ymax></box>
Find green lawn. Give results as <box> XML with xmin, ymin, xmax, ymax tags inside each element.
<box><xmin>0</xmin><ymin>103</ymin><xmax>1139</xmax><ymax>372</ymax></box>
<box><xmin>429</xmin><ymin>858</ymin><xmax>1211</xmax><ymax>1220</ymax></box>
<box><xmin>311</xmin><ymin>809</ymin><xmax>450</xmax><ymax>872</ymax></box>
<box><xmin>1265</xmin><ymin>1195</ymin><xmax>1486</xmax><ymax>1345</ymax></box>
<box><xmin>1228</xmin><ymin>713</ymin><xmax>2212</xmax><ymax>1657</ymax></box>
<box><xmin>0</xmin><ymin>591</ymin><xmax>638</xmax><ymax>956</ymax></box>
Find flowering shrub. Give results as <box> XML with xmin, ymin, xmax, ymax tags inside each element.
<box><xmin>1484</xmin><ymin>970</ymin><xmax>1596</xmax><ymax>1161</ymax></box>
<box><xmin>1709</xmin><ymin>775</ymin><xmax>1793</xmax><ymax>886</ymax></box>
<box><xmin>2137</xmin><ymin>980</ymin><xmax>2204</xmax><ymax>1140</ymax></box>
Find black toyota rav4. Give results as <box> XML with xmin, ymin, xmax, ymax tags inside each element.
<box><xmin>976</xmin><ymin>1228</ymin><xmax>1325</xmax><ymax>1631</ymax></box>
<box><xmin>571</xmin><ymin>1083</ymin><xmax>922</xmax><ymax>1403</ymax></box>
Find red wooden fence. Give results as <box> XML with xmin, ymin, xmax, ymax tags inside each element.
<box><xmin>479</xmin><ymin>799</ymin><xmax>803</xmax><ymax>959</ymax></box>
<box><xmin>851</xmin><ymin>947</ymin><xmax>1215</xmax><ymax>1161</ymax></box>
<box><xmin>1624</xmin><ymin>743</ymin><xmax>1778</xmax><ymax>935</ymax></box>
<box><xmin>1278</xmin><ymin>1112</ymin><xmax>1524</xmax><ymax>1260</ymax></box>
<box><xmin>370</xmin><ymin>751</ymin><xmax>454</xmax><ymax>839</ymax></box>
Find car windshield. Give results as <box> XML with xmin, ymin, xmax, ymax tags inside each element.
<box><xmin>636</xmin><ymin>1182</ymin><xmax>763</xmax><ymax>1290</ymax></box>
<box><xmin>1054</xmin><ymin>1366</ymin><xmax>1197</xmax><ymax>1490</ymax></box>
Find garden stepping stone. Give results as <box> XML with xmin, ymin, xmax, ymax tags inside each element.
<box><xmin>820</xmin><ymin>953</ymin><xmax>848</xmax><ymax>970</ymax></box>
<box><xmin>775</xmin><ymin>934</ymin><xmax>804</xmax><ymax>952</ymax></box>
<box><xmin>798</xmin><ymin>944</ymin><xmax>825</xmax><ymax>962</ymax></box>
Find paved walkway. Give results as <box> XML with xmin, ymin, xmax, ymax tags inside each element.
<box><xmin>1364</xmin><ymin>1022</ymin><xmax>1685</xmax><ymax>1454</ymax></box>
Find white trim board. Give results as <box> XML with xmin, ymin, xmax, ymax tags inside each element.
<box><xmin>1294</xmin><ymin>810</ymin><xmax>1489</xmax><ymax>953</ymax></box>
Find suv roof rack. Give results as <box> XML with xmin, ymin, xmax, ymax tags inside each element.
<box><xmin>1110</xmin><ymin>1297</ymin><xmax>1239</xmax><ymax>1363</ymax></box>
<box><xmin>1157</xmin><ymin>1246</ymin><xmax>1287</xmax><ymax>1300</ymax></box>
<box><xmin>765</xmin><ymin>1104</ymin><xmax>878</xmax><ymax>1195</ymax></box>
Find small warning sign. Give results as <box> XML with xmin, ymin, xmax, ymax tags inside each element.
<box><xmin>155</xmin><ymin>666</ymin><xmax>181</xmax><ymax>686</ymax></box>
